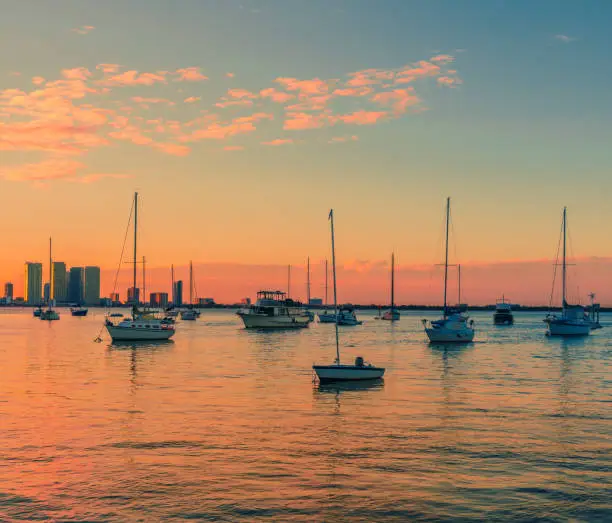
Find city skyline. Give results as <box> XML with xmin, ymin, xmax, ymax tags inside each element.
<box><xmin>2</xmin><ymin>1</ymin><xmax>612</xmax><ymax>304</ymax></box>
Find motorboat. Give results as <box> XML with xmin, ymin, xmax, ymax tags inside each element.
<box><xmin>180</xmin><ymin>308</ymin><xmax>198</xmax><ymax>321</ymax></box>
<box><xmin>237</xmin><ymin>290</ymin><xmax>311</xmax><ymax>329</ymax></box>
<box><xmin>313</xmin><ymin>209</ymin><xmax>385</xmax><ymax>383</ymax></box>
<box><xmin>544</xmin><ymin>208</ymin><xmax>591</xmax><ymax>337</ymax></box>
<box><xmin>70</xmin><ymin>305</ymin><xmax>88</xmax><ymax>317</ymax></box>
<box><xmin>423</xmin><ymin>198</ymin><xmax>474</xmax><ymax>343</ymax></box>
<box><xmin>493</xmin><ymin>296</ymin><xmax>513</xmax><ymax>325</ymax></box>
<box><xmin>33</xmin><ymin>305</ymin><xmax>42</xmax><ymax>317</ymax></box>
<box><xmin>337</xmin><ymin>305</ymin><xmax>362</xmax><ymax>326</ymax></box>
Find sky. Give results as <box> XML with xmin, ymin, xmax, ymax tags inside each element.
<box><xmin>1</xmin><ymin>0</ymin><xmax>612</xmax><ymax>305</ymax></box>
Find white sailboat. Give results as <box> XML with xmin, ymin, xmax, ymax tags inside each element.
<box><xmin>382</xmin><ymin>252</ymin><xmax>400</xmax><ymax>321</ymax></box>
<box><xmin>422</xmin><ymin>198</ymin><xmax>474</xmax><ymax>343</ymax></box>
<box><xmin>544</xmin><ymin>207</ymin><xmax>590</xmax><ymax>336</ymax></box>
<box><xmin>305</xmin><ymin>256</ymin><xmax>315</xmax><ymax>321</ymax></box>
<box><xmin>313</xmin><ymin>209</ymin><xmax>385</xmax><ymax>383</ymax></box>
<box><xmin>40</xmin><ymin>237</ymin><xmax>60</xmax><ymax>321</ymax></box>
<box><xmin>105</xmin><ymin>193</ymin><xmax>176</xmax><ymax>342</ymax></box>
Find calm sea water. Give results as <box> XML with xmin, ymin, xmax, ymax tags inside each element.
<box><xmin>0</xmin><ymin>308</ymin><xmax>610</xmax><ymax>522</ymax></box>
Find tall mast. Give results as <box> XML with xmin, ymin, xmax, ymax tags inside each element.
<box><xmin>307</xmin><ymin>257</ymin><xmax>310</xmax><ymax>305</ymax></box>
<box><xmin>142</xmin><ymin>256</ymin><xmax>146</xmax><ymax>306</ymax></box>
<box><xmin>390</xmin><ymin>252</ymin><xmax>395</xmax><ymax>309</ymax></box>
<box><xmin>171</xmin><ymin>264</ymin><xmax>175</xmax><ymax>304</ymax></box>
<box><xmin>287</xmin><ymin>264</ymin><xmax>291</xmax><ymax>298</ymax></box>
<box><xmin>458</xmin><ymin>264</ymin><xmax>461</xmax><ymax>305</ymax></box>
<box><xmin>190</xmin><ymin>260</ymin><xmax>193</xmax><ymax>305</ymax></box>
<box><xmin>443</xmin><ymin>197</ymin><xmax>450</xmax><ymax>317</ymax></box>
<box><xmin>325</xmin><ymin>259</ymin><xmax>328</xmax><ymax>307</ymax></box>
<box><xmin>48</xmin><ymin>237</ymin><xmax>52</xmax><ymax>305</ymax></box>
<box><xmin>329</xmin><ymin>210</ymin><xmax>340</xmax><ymax>364</ymax></box>
<box><xmin>562</xmin><ymin>207</ymin><xmax>567</xmax><ymax>307</ymax></box>
<box><xmin>133</xmin><ymin>192</ymin><xmax>138</xmax><ymax>298</ymax></box>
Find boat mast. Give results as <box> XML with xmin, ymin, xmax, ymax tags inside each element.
<box><xmin>325</xmin><ymin>259</ymin><xmax>328</xmax><ymax>308</ymax></box>
<box><xmin>287</xmin><ymin>264</ymin><xmax>291</xmax><ymax>299</ymax></box>
<box><xmin>48</xmin><ymin>237</ymin><xmax>52</xmax><ymax>306</ymax></box>
<box><xmin>443</xmin><ymin>197</ymin><xmax>450</xmax><ymax>318</ymax></box>
<box><xmin>307</xmin><ymin>257</ymin><xmax>310</xmax><ymax>305</ymax></box>
<box><xmin>171</xmin><ymin>264</ymin><xmax>175</xmax><ymax>305</ymax></box>
<box><xmin>390</xmin><ymin>252</ymin><xmax>395</xmax><ymax>310</ymax></box>
<box><xmin>329</xmin><ymin>209</ymin><xmax>340</xmax><ymax>364</ymax></box>
<box><xmin>562</xmin><ymin>207</ymin><xmax>567</xmax><ymax>308</ymax></box>
<box><xmin>142</xmin><ymin>256</ymin><xmax>146</xmax><ymax>306</ymax></box>
<box><xmin>458</xmin><ymin>264</ymin><xmax>461</xmax><ymax>306</ymax></box>
<box><xmin>190</xmin><ymin>260</ymin><xmax>193</xmax><ymax>305</ymax></box>
<box><xmin>133</xmin><ymin>192</ymin><xmax>138</xmax><ymax>307</ymax></box>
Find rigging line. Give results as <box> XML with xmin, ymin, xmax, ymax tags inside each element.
<box><xmin>548</xmin><ymin>214</ymin><xmax>563</xmax><ymax>310</ymax></box>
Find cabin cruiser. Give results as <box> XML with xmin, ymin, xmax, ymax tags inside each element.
<box><xmin>70</xmin><ymin>305</ymin><xmax>88</xmax><ymax>317</ymax></box>
<box><xmin>493</xmin><ymin>296</ymin><xmax>513</xmax><ymax>325</ymax></box>
<box><xmin>180</xmin><ymin>308</ymin><xmax>198</xmax><ymax>320</ymax></box>
<box><xmin>237</xmin><ymin>290</ymin><xmax>311</xmax><ymax>329</ymax></box>
<box><xmin>318</xmin><ymin>305</ymin><xmax>363</xmax><ymax>325</ymax></box>
<box><xmin>423</xmin><ymin>309</ymin><xmax>474</xmax><ymax>343</ymax></box>
<box><xmin>33</xmin><ymin>305</ymin><xmax>42</xmax><ymax>317</ymax></box>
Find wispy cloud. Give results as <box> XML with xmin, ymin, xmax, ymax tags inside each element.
<box><xmin>72</xmin><ymin>25</ymin><xmax>95</xmax><ymax>35</ymax></box>
<box><xmin>184</xmin><ymin>96</ymin><xmax>201</xmax><ymax>104</ymax></box>
<box><xmin>174</xmin><ymin>67</ymin><xmax>208</xmax><ymax>82</ymax></box>
<box><xmin>262</xmin><ymin>138</ymin><xmax>293</xmax><ymax>146</ymax></box>
<box><xmin>554</xmin><ymin>34</ymin><xmax>577</xmax><ymax>43</ymax></box>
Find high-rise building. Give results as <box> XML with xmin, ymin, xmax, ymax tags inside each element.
<box><xmin>150</xmin><ymin>292</ymin><xmax>169</xmax><ymax>308</ymax></box>
<box><xmin>84</xmin><ymin>266</ymin><xmax>101</xmax><ymax>305</ymax></box>
<box><xmin>51</xmin><ymin>262</ymin><xmax>67</xmax><ymax>302</ymax></box>
<box><xmin>43</xmin><ymin>283</ymin><xmax>50</xmax><ymax>303</ymax></box>
<box><xmin>4</xmin><ymin>282</ymin><xmax>13</xmax><ymax>302</ymax></box>
<box><xmin>110</xmin><ymin>292</ymin><xmax>120</xmax><ymax>304</ymax></box>
<box><xmin>24</xmin><ymin>262</ymin><xmax>43</xmax><ymax>305</ymax></box>
<box><xmin>173</xmin><ymin>280</ymin><xmax>183</xmax><ymax>306</ymax></box>
<box><xmin>68</xmin><ymin>267</ymin><xmax>84</xmax><ymax>304</ymax></box>
<box><xmin>127</xmin><ymin>287</ymin><xmax>140</xmax><ymax>305</ymax></box>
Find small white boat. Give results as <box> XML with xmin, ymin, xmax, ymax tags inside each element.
<box><xmin>381</xmin><ymin>252</ymin><xmax>400</xmax><ymax>321</ymax></box>
<box><xmin>544</xmin><ymin>208</ymin><xmax>591</xmax><ymax>337</ymax></box>
<box><xmin>180</xmin><ymin>308</ymin><xmax>198</xmax><ymax>321</ymax></box>
<box><xmin>423</xmin><ymin>198</ymin><xmax>474</xmax><ymax>343</ymax></box>
<box><xmin>103</xmin><ymin>193</ymin><xmax>177</xmax><ymax>343</ymax></box>
<box><xmin>237</xmin><ymin>290</ymin><xmax>311</xmax><ymax>329</ymax></box>
<box><xmin>318</xmin><ymin>310</ymin><xmax>336</xmax><ymax>323</ymax></box>
<box><xmin>313</xmin><ymin>209</ymin><xmax>384</xmax><ymax>383</ymax></box>
<box><xmin>337</xmin><ymin>306</ymin><xmax>362</xmax><ymax>326</ymax></box>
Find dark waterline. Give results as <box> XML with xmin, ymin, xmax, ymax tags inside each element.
<box><xmin>0</xmin><ymin>309</ymin><xmax>610</xmax><ymax>521</ymax></box>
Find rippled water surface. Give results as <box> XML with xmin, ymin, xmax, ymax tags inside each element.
<box><xmin>0</xmin><ymin>308</ymin><xmax>610</xmax><ymax>521</ymax></box>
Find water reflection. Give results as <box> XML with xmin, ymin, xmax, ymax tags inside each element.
<box><xmin>315</xmin><ymin>379</ymin><xmax>385</xmax><ymax>395</ymax></box>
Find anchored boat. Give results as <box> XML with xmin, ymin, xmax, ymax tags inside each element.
<box><xmin>237</xmin><ymin>290</ymin><xmax>311</xmax><ymax>329</ymax></box>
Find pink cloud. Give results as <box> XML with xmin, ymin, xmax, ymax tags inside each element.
<box><xmin>224</xmin><ymin>145</ymin><xmax>244</xmax><ymax>151</ymax></box>
<box><xmin>174</xmin><ymin>67</ymin><xmax>208</xmax><ymax>82</ymax></box>
<box><xmin>262</xmin><ymin>138</ymin><xmax>293</xmax><ymax>146</ymax></box>
<box><xmin>227</xmin><ymin>88</ymin><xmax>258</xmax><ymax>100</ymax></box>
<box><xmin>338</xmin><ymin>110</ymin><xmax>388</xmax><ymax>125</ymax></box>
<box><xmin>131</xmin><ymin>96</ymin><xmax>174</xmax><ymax>105</ymax></box>
<box><xmin>346</xmin><ymin>69</ymin><xmax>394</xmax><ymax>87</ymax></box>
<box><xmin>215</xmin><ymin>99</ymin><xmax>254</xmax><ymax>108</ymax></box>
<box><xmin>152</xmin><ymin>142</ymin><xmax>191</xmax><ymax>156</ymax></box>
<box><xmin>437</xmin><ymin>76</ymin><xmax>462</xmax><ymax>87</ymax></box>
<box><xmin>72</xmin><ymin>25</ymin><xmax>95</xmax><ymax>35</ymax></box>
<box><xmin>283</xmin><ymin>111</ymin><xmax>329</xmax><ymax>130</ymax></box>
<box><xmin>32</xmin><ymin>76</ymin><xmax>45</xmax><ymax>85</ymax></box>
<box><xmin>96</xmin><ymin>63</ymin><xmax>121</xmax><ymax>74</ymax></box>
<box><xmin>371</xmin><ymin>88</ymin><xmax>420</xmax><ymax>114</ymax></box>
<box><xmin>395</xmin><ymin>60</ymin><xmax>440</xmax><ymax>84</ymax></box>
<box><xmin>333</xmin><ymin>87</ymin><xmax>373</xmax><ymax>97</ymax></box>
<box><xmin>184</xmin><ymin>96</ymin><xmax>201</xmax><ymax>104</ymax></box>
<box><xmin>233</xmin><ymin>112</ymin><xmax>273</xmax><ymax>124</ymax></box>
<box><xmin>181</xmin><ymin>121</ymin><xmax>256</xmax><ymax>141</ymax></box>
<box><xmin>275</xmin><ymin>77</ymin><xmax>331</xmax><ymax>95</ymax></box>
<box><xmin>0</xmin><ymin>157</ymin><xmax>83</xmax><ymax>182</ymax></box>
<box><xmin>259</xmin><ymin>88</ymin><xmax>295</xmax><ymax>104</ymax></box>
<box><xmin>102</xmin><ymin>70</ymin><xmax>168</xmax><ymax>86</ymax></box>
<box><xmin>226</xmin><ymin>72</ymin><xmax>235</xmax><ymax>78</ymax></box>
<box><xmin>329</xmin><ymin>135</ymin><xmax>359</xmax><ymax>144</ymax></box>
<box><xmin>430</xmin><ymin>54</ymin><xmax>455</xmax><ymax>64</ymax></box>
<box><xmin>61</xmin><ymin>67</ymin><xmax>92</xmax><ymax>81</ymax></box>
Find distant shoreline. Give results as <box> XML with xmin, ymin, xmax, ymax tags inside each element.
<box><xmin>2</xmin><ymin>304</ymin><xmax>609</xmax><ymax>312</ymax></box>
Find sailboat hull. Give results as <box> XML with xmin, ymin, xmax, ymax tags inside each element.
<box><xmin>238</xmin><ymin>313</ymin><xmax>309</xmax><ymax>329</ymax></box>
<box><xmin>106</xmin><ymin>325</ymin><xmax>175</xmax><ymax>341</ymax></box>
<box><xmin>382</xmin><ymin>310</ymin><xmax>400</xmax><ymax>321</ymax></box>
<box><xmin>546</xmin><ymin>321</ymin><xmax>590</xmax><ymax>336</ymax></box>
<box><xmin>313</xmin><ymin>364</ymin><xmax>385</xmax><ymax>382</ymax></box>
<box><xmin>425</xmin><ymin>327</ymin><xmax>474</xmax><ymax>343</ymax></box>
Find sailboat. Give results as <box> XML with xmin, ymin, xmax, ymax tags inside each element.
<box><xmin>104</xmin><ymin>193</ymin><xmax>176</xmax><ymax>341</ymax></box>
<box><xmin>544</xmin><ymin>208</ymin><xmax>590</xmax><ymax>336</ymax></box>
<box><xmin>585</xmin><ymin>293</ymin><xmax>602</xmax><ymax>330</ymax></box>
<box><xmin>180</xmin><ymin>261</ymin><xmax>198</xmax><ymax>320</ymax></box>
<box><xmin>40</xmin><ymin>237</ymin><xmax>60</xmax><ymax>321</ymax></box>
<box><xmin>313</xmin><ymin>209</ymin><xmax>385</xmax><ymax>382</ymax></box>
<box><xmin>382</xmin><ymin>252</ymin><xmax>400</xmax><ymax>321</ymax></box>
<box><xmin>422</xmin><ymin>198</ymin><xmax>474</xmax><ymax>343</ymax></box>
<box><xmin>165</xmin><ymin>264</ymin><xmax>179</xmax><ymax>317</ymax></box>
